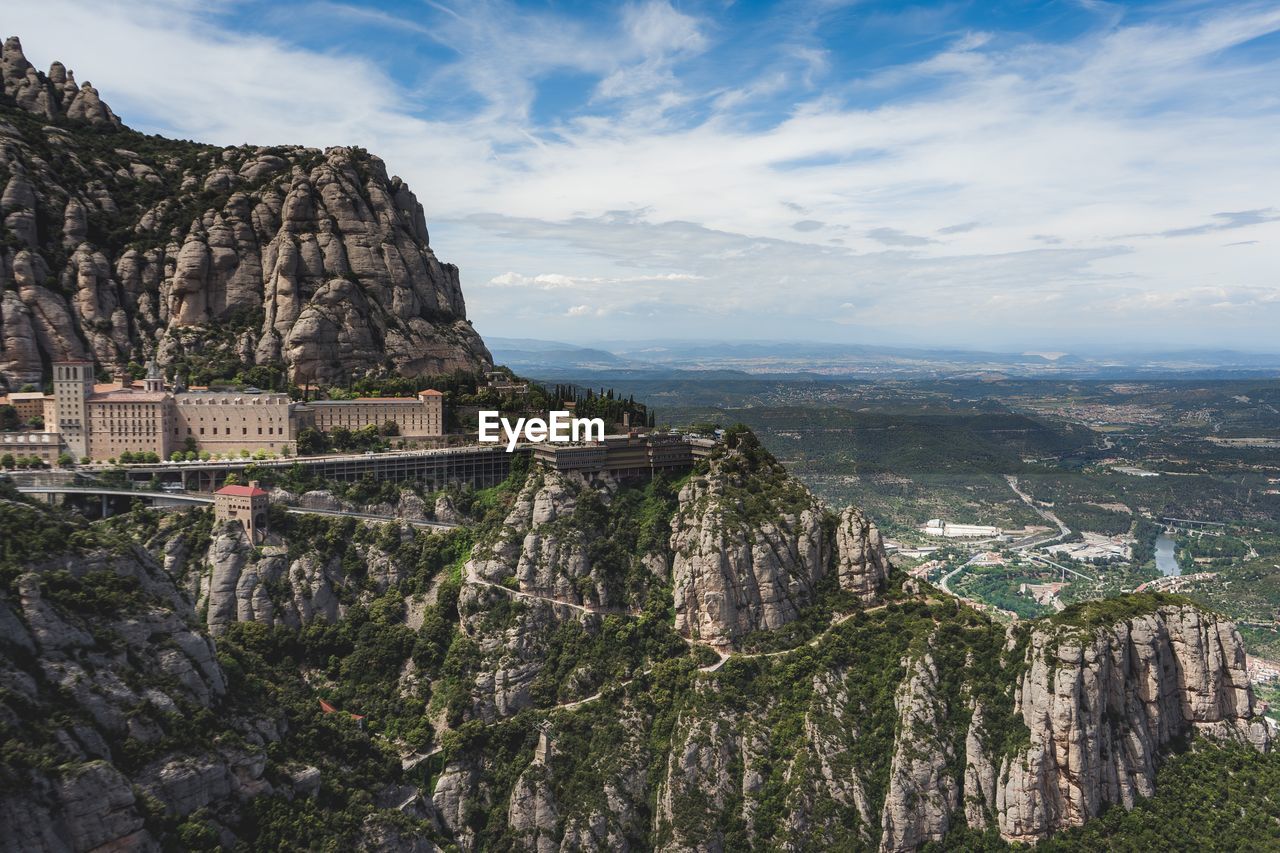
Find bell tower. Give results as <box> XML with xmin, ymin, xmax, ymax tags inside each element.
<box><xmin>143</xmin><ymin>358</ymin><xmax>164</xmax><ymax>393</ymax></box>
<box><xmin>52</xmin><ymin>360</ymin><xmax>94</xmax><ymax>460</ymax></box>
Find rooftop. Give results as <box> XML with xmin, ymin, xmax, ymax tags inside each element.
<box><xmin>88</xmin><ymin>391</ymin><xmax>169</xmax><ymax>403</ymax></box>
<box><xmin>313</xmin><ymin>397</ymin><xmax>419</xmax><ymax>404</ymax></box>
<box><xmin>214</xmin><ymin>484</ymin><xmax>270</xmax><ymax>498</ymax></box>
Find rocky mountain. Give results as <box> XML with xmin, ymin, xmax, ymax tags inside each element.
<box><xmin>0</xmin><ymin>35</ymin><xmax>490</xmax><ymax>389</ymax></box>
<box><xmin>0</xmin><ymin>35</ymin><xmax>1274</xmax><ymax>853</ymax></box>
<box><xmin>1</xmin><ymin>431</ymin><xmax>1273</xmax><ymax>851</ymax></box>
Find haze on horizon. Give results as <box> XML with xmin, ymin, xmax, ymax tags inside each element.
<box><xmin>7</xmin><ymin>0</ymin><xmax>1280</xmax><ymax>352</ymax></box>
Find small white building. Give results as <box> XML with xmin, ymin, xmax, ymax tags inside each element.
<box><xmin>921</xmin><ymin>518</ymin><xmax>1002</xmax><ymax>539</ymax></box>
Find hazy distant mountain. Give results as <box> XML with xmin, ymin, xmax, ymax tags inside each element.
<box><xmin>492</xmin><ymin>337</ymin><xmax>1280</xmax><ymax>379</ymax></box>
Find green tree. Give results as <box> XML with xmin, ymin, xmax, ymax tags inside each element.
<box><xmin>0</xmin><ymin>453</ymin><xmax>14</xmax><ymax>469</ymax></box>
<box><xmin>297</xmin><ymin>428</ymin><xmax>328</xmax><ymax>456</ymax></box>
<box><xmin>57</xmin><ymin>453</ymin><xmax>74</xmax><ymax>468</ymax></box>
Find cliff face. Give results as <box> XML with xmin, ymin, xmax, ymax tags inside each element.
<box><xmin>670</xmin><ymin>438</ymin><xmax>890</xmax><ymax>647</ymax></box>
<box><xmin>467</xmin><ymin>470</ymin><xmax>609</xmax><ymax>608</ymax></box>
<box><xmin>0</xmin><ymin>35</ymin><xmax>490</xmax><ymax>388</ymax></box>
<box><xmin>985</xmin><ymin>604</ymin><xmax>1270</xmax><ymax>842</ymax></box>
<box><xmin>3</xmin><ymin>442</ymin><xmax>1273</xmax><ymax>850</ymax></box>
<box><xmin>0</xmin><ymin>544</ymin><xmax>278</xmax><ymax>852</ymax></box>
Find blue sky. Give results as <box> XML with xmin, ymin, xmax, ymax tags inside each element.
<box><xmin>7</xmin><ymin>0</ymin><xmax>1280</xmax><ymax>351</ymax></box>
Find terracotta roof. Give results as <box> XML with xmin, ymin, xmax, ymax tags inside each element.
<box><xmin>418</xmin><ymin>389</ymin><xmax>444</xmax><ymax>397</ymax></box>
<box><xmin>319</xmin><ymin>698</ymin><xmax>365</xmax><ymax>720</ymax></box>
<box><xmin>214</xmin><ymin>484</ymin><xmax>269</xmax><ymax>497</ymax></box>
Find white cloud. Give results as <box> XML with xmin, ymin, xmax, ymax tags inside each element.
<box><xmin>6</xmin><ymin>0</ymin><xmax>1280</xmax><ymax>348</ymax></box>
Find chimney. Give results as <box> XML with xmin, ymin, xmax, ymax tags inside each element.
<box><xmin>249</xmin><ymin>480</ymin><xmax>261</xmax><ymax>491</ymax></box>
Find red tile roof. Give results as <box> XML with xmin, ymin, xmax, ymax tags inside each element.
<box><xmin>214</xmin><ymin>484</ymin><xmax>269</xmax><ymax>497</ymax></box>
<box><xmin>319</xmin><ymin>698</ymin><xmax>365</xmax><ymax>720</ymax></box>
<box><xmin>418</xmin><ymin>389</ymin><xmax>444</xmax><ymax>397</ymax></box>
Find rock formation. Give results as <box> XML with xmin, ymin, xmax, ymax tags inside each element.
<box><xmin>196</xmin><ymin>518</ymin><xmax>420</xmax><ymax>634</ymax></box>
<box><xmin>466</xmin><ymin>470</ymin><xmax>615</xmax><ymax>608</ymax></box>
<box><xmin>0</xmin><ymin>35</ymin><xmax>490</xmax><ymax>390</ymax></box>
<box><xmin>0</xmin><ymin>541</ymin><xmax>268</xmax><ymax>851</ymax></box>
<box><xmin>879</xmin><ymin>652</ymin><xmax>958</xmax><ymax>852</ymax></box>
<box><xmin>834</xmin><ymin>505</ymin><xmax>891</xmax><ymax>601</ymax></box>
<box><xmin>669</xmin><ymin>439</ymin><xmax>890</xmax><ymax>647</ymax></box>
<box><xmin>987</xmin><ymin>604</ymin><xmax>1271</xmax><ymax>842</ymax></box>
<box><xmin>669</xmin><ymin>443</ymin><xmax>829</xmax><ymax>647</ymax></box>
<box><xmin>2</xmin><ymin>447</ymin><xmax>1271</xmax><ymax>850</ymax></box>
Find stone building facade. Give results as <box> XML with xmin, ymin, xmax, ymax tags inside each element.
<box><xmin>213</xmin><ymin>481</ymin><xmax>270</xmax><ymax>543</ymax></box>
<box><xmin>301</xmin><ymin>390</ymin><xmax>444</xmax><ymax>438</ymax></box>
<box><xmin>31</xmin><ymin>360</ymin><xmax>448</xmax><ymax>462</ymax></box>
<box><xmin>86</xmin><ymin>389</ymin><xmax>173</xmax><ymax>460</ymax></box>
<box><xmin>173</xmin><ymin>391</ymin><xmax>295</xmax><ymax>456</ymax></box>
<box><xmin>0</xmin><ymin>430</ymin><xmax>63</xmax><ymax>464</ymax></box>
<box><xmin>3</xmin><ymin>391</ymin><xmax>46</xmax><ymax>423</ymax></box>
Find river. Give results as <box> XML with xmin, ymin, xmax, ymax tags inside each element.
<box><xmin>1154</xmin><ymin>533</ymin><xmax>1180</xmax><ymax>577</ymax></box>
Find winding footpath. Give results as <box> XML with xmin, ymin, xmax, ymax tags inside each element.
<box><xmin>400</xmin><ymin>574</ymin><xmax>901</xmax><ymax>767</ymax></box>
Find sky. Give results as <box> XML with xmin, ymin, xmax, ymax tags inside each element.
<box><xmin>6</xmin><ymin>0</ymin><xmax>1280</xmax><ymax>351</ymax></box>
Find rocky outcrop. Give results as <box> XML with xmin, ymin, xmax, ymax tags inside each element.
<box><xmin>655</xmin><ymin>706</ymin><xmax>756</xmax><ymax>852</ymax></box>
<box><xmin>669</xmin><ymin>444</ymin><xmax>828</xmax><ymax>647</ymax></box>
<box><xmin>879</xmin><ymin>653</ymin><xmax>957</xmax><ymax>852</ymax></box>
<box><xmin>466</xmin><ymin>470</ymin><xmax>609</xmax><ymax>608</ymax></box>
<box><xmin>508</xmin><ymin>761</ymin><xmax>560</xmax><ymax>853</ymax></box>
<box><xmin>668</xmin><ymin>440</ymin><xmax>891</xmax><ymax>647</ymax></box>
<box><xmin>834</xmin><ymin>505</ymin><xmax>890</xmax><ymax>600</ymax></box>
<box><xmin>646</xmin><ymin>598</ymin><xmax>1268</xmax><ymax>851</ymax></box>
<box><xmin>0</xmin><ymin>35</ymin><xmax>490</xmax><ymax>390</ymax></box>
<box><xmin>0</xmin><ymin>761</ymin><xmax>151</xmax><ymax>853</ymax></box>
<box><xmin>0</xmin><ymin>541</ymin><xmax>270</xmax><ymax>852</ymax></box>
<box><xmin>776</xmin><ymin>668</ymin><xmax>875</xmax><ymax>849</ymax></box>
<box><xmin>989</xmin><ymin>603</ymin><xmax>1270</xmax><ymax>843</ymax></box>
<box><xmin>1</xmin><ymin>36</ymin><xmax>121</xmax><ymax>128</ymax></box>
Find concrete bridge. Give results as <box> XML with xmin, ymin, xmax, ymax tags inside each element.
<box><xmin>15</xmin><ymin>485</ymin><xmax>458</xmax><ymax>530</ymax></box>
<box><xmin>16</xmin><ymin>485</ymin><xmax>212</xmax><ymax>517</ymax></box>
<box><xmin>1161</xmin><ymin>517</ymin><xmax>1227</xmax><ymax>536</ymax></box>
